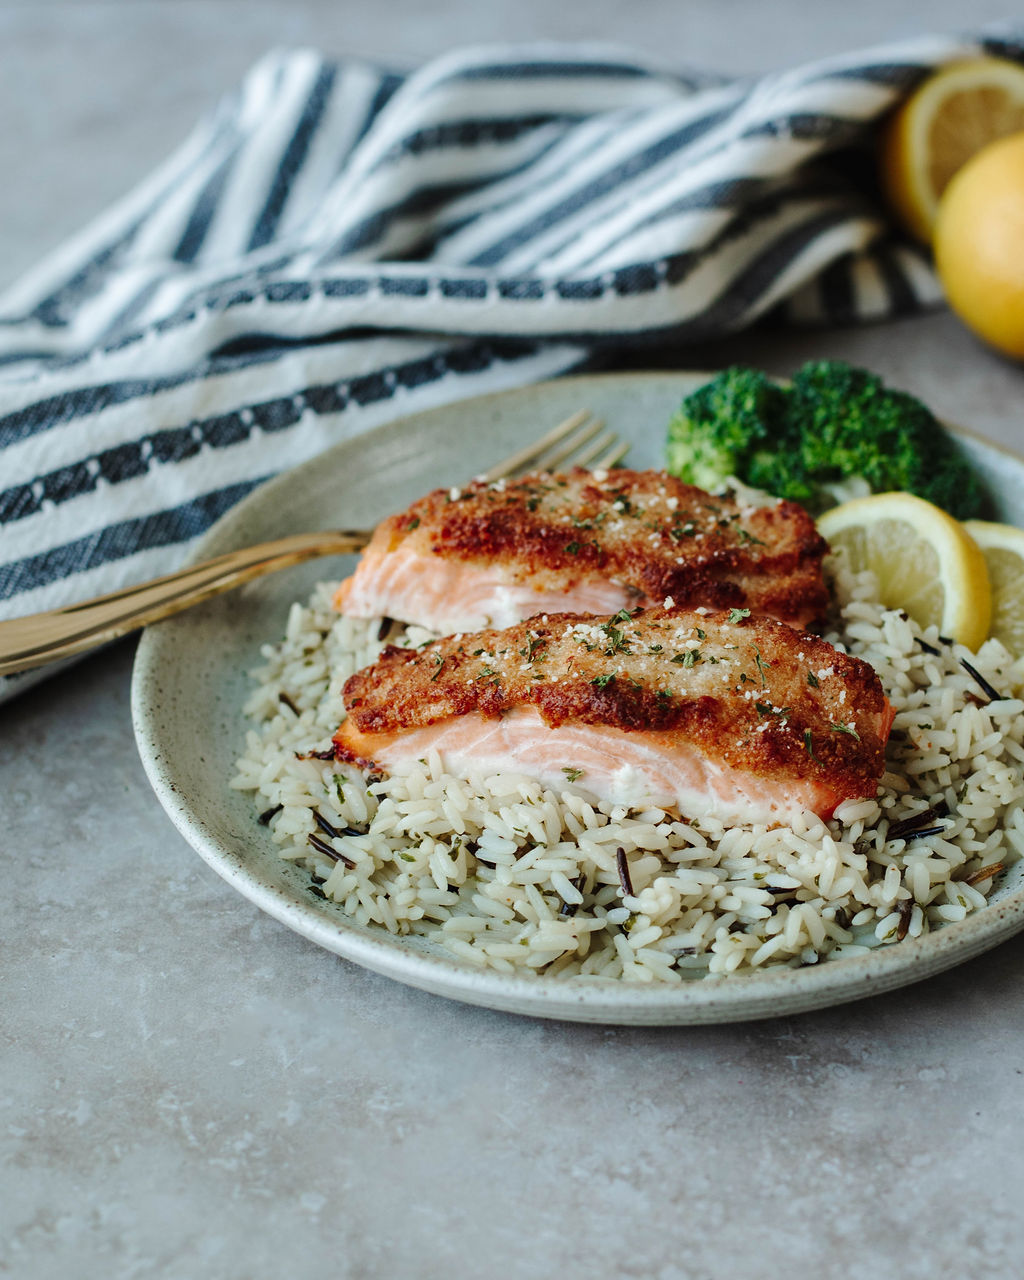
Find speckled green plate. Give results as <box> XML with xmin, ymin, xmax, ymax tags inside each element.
<box><xmin>131</xmin><ymin>372</ymin><xmax>1024</xmax><ymax>1024</ymax></box>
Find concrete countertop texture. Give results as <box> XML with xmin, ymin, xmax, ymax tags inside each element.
<box><xmin>4</xmin><ymin>3</ymin><xmax>1024</xmax><ymax>1278</ymax></box>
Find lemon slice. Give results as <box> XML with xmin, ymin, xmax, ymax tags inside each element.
<box><xmin>818</xmin><ymin>492</ymin><xmax>991</xmax><ymax>651</ymax></box>
<box><xmin>963</xmin><ymin>519</ymin><xmax>1024</xmax><ymax>655</ymax></box>
<box><xmin>879</xmin><ymin>57</ymin><xmax>1024</xmax><ymax>243</ymax></box>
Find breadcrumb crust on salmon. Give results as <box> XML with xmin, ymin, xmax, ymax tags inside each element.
<box><xmin>335</xmin><ymin>468</ymin><xmax>830</xmax><ymax>630</ymax></box>
<box><xmin>334</xmin><ymin>606</ymin><xmax>893</xmax><ymax>814</ymax></box>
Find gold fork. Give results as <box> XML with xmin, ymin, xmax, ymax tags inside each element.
<box><xmin>0</xmin><ymin>411</ymin><xmax>626</xmax><ymax>677</ymax></box>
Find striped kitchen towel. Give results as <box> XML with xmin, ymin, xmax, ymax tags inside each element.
<box><xmin>1</xmin><ymin>30</ymin><xmax>1018</xmax><ymax>701</ymax></box>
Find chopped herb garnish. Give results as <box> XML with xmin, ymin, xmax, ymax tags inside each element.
<box><xmin>565</xmin><ymin>541</ymin><xmax>581</xmax><ymax>555</ymax></box>
<box><xmin>736</xmin><ymin>527</ymin><xmax>766</xmax><ymax>547</ymax></box>
<box><xmin>804</xmin><ymin>729</ymin><xmax>817</xmax><ymax>760</ymax></box>
<box><xmin>430</xmin><ymin>653</ymin><xmax>445</xmax><ymax>681</ymax></box>
<box><xmin>592</xmin><ymin>672</ymin><xmax>616</xmax><ymax>689</ymax></box>
<box><xmin>562</xmin><ymin>766</ymin><xmax>584</xmax><ymax>782</ymax></box>
<box><xmin>831</xmin><ymin>722</ymin><xmax>860</xmax><ymax>740</ymax></box>
<box><xmin>696</xmin><ymin>628</ymin><xmax>706</xmax><ymax>641</ymax></box>
<box><xmin>755</xmin><ymin>702</ymin><xmax>790</xmax><ymax>721</ymax></box>
<box><xmin>753</xmin><ymin>647</ymin><xmax>769</xmax><ymax>687</ymax></box>
<box><xmin>599</xmin><ymin>621</ymin><xmax>631</xmax><ymax>656</ymax></box>
<box><xmin>728</xmin><ymin>608</ymin><xmax>751</xmax><ymax>624</ymax></box>
<box><xmin>407</xmin><ymin>516</ymin><xmax>420</xmax><ymax>530</ymax></box>
<box><xmin>807</xmin><ymin>670</ymin><xmax>820</xmax><ymax>689</ymax></box>
<box><xmin>671</xmin><ymin>649</ymin><xmax>701</xmax><ymax>667</ymax></box>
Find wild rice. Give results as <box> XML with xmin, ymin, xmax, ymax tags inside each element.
<box><xmin>230</xmin><ymin>555</ymin><xmax>1024</xmax><ymax>981</ymax></box>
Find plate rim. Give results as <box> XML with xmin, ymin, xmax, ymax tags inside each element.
<box><xmin>130</xmin><ymin>370</ymin><xmax>1024</xmax><ymax>1024</ymax></box>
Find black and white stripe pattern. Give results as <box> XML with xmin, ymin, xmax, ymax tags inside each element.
<box><xmin>1</xmin><ymin>33</ymin><xmax>1017</xmax><ymax>700</ymax></box>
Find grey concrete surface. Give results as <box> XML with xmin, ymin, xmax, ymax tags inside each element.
<box><xmin>4</xmin><ymin>4</ymin><xmax>1024</xmax><ymax>1279</ymax></box>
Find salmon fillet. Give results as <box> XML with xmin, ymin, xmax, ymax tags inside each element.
<box><xmin>334</xmin><ymin>606</ymin><xmax>894</xmax><ymax>823</ymax></box>
<box><xmin>334</xmin><ymin>468</ymin><xmax>829</xmax><ymax>633</ymax></box>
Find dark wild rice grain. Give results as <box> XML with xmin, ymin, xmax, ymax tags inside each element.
<box><xmin>616</xmin><ymin>847</ymin><xmax>633</xmax><ymax>898</ymax></box>
<box><xmin>307</xmin><ymin>832</ymin><xmax>356</xmax><ymax>869</ymax></box>
<box><xmin>960</xmin><ymin>658</ymin><xmax>1002</xmax><ymax>704</ymax></box>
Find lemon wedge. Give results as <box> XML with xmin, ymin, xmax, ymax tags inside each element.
<box><xmin>879</xmin><ymin>57</ymin><xmax>1024</xmax><ymax>243</ymax></box>
<box><xmin>963</xmin><ymin>519</ymin><xmax>1024</xmax><ymax>656</ymax></box>
<box><xmin>818</xmin><ymin>492</ymin><xmax>991</xmax><ymax>651</ymax></box>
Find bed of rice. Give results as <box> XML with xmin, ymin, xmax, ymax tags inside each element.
<box><xmin>231</xmin><ymin>559</ymin><xmax>1024</xmax><ymax>981</ymax></box>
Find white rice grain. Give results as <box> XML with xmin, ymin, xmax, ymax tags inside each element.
<box><xmin>232</xmin><ymin>567</ymin><xmax>1024</xmax><ymax>981</ymax></box>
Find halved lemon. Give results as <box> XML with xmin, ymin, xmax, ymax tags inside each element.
<box><xmin>934</xmin><ymin>132</ymin><xmax>1024</xmax><ymax>360</ymax></box>
<box><xmin>879</xmin><ymin>57</ymin><xmax>1024</xmax><ymax>243</ymax></box>
<box><xmin>818</xmin><ymin>492</ymin><xmax>991</xmax><ymax>651</ymax></box>
<box><xmin>963</xmin><ymin>519</ymin><xmax>1024</xmax><ymax>655</ymax></box>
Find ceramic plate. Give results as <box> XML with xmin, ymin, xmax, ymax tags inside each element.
<box><xmin>131</xmin><ymin>372</ymin><xmax>1024</xmax><ymax>1024</ymax></box>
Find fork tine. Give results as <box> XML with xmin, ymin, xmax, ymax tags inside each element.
<box><xmin>478</xmin><ymin>409</ymin><xmax>590</xmax><ymax>483</ymax></box>
<box><xmin>593</xmin><ymin>439</ymin><xmax>630</xmax><ymax>470</ymax></box>
<box><xmin>563</xmin><ymin>428</ymin><xmax>617</xmax><ymax>470</ymax></box>
<box><xmin>532</xmin><ymin>417</ymin><xmax>608</xmax><ymax>473</ymax></box>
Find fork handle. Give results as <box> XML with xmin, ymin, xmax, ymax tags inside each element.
<box><xmin>0</xmin><ymin>529</ymin><xmax>371</xmax><ymax>677</ymax></box>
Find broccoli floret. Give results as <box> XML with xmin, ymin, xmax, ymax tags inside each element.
<box><xmin>665</xmin><ymin>366</ymin><xmax>793</xmax><ymax>494</ymax></box>
<box><xmin>665</xmin><ymin>360</ymin><xmax>988</xmax><ymax>519</ymax></box>
<box><xmin>788</xmin><ymin>361</ymin><xmax>987</xmax><ymax>519</ymax></box>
